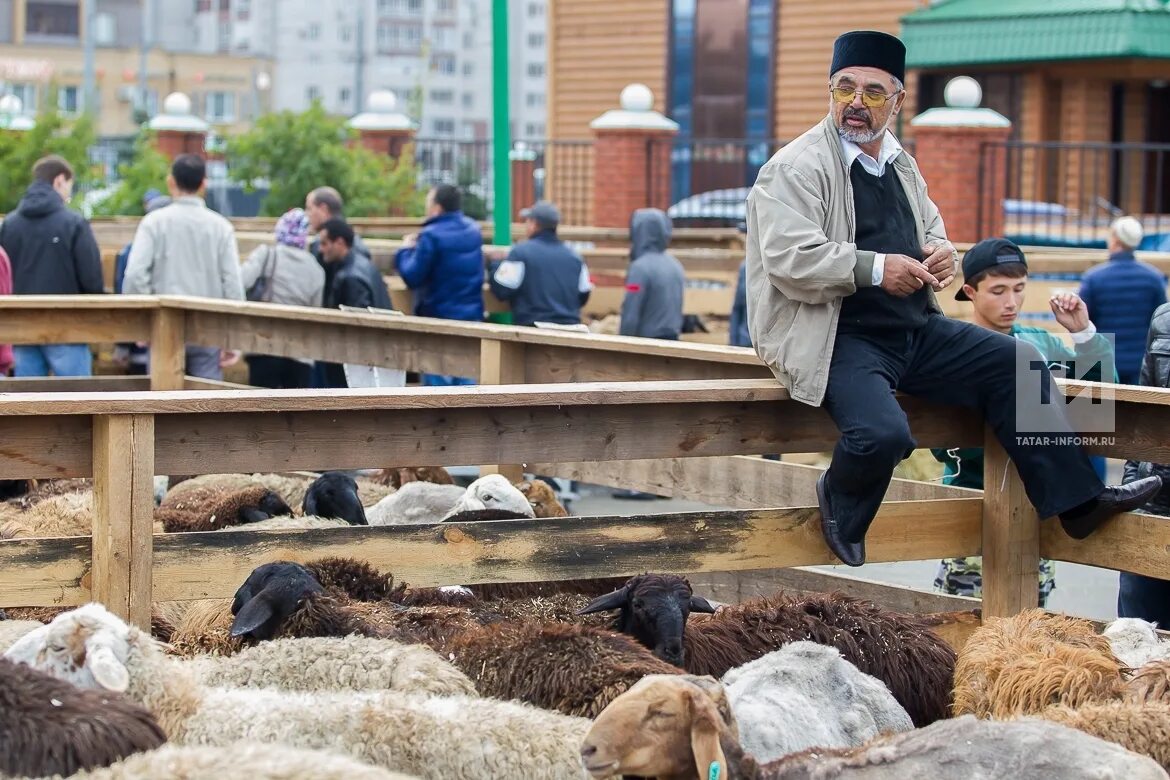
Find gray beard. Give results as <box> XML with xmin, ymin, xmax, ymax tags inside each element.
<box><xmin>838</xmin><ymin>124</ymin><xmax>886</xmax><ymax>145</ymax></box>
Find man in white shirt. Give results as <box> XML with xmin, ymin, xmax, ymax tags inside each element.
<box><xmin>744</xmin><ymin>29</ymin><xmax>1161</xmax><ymax>567</ymax></box>
<box><xmin>123</xmin><ymin>154</ymin><xmax>245</xmax><ymax>380</ymax></box>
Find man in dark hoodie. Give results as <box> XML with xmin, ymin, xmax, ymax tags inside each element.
<box><xmin>620</xmin><ymin>208</ymin><xmax>685</xmax><ymax>340</ymax></box>
<box><xmin>0</xmin><ymin>155</ymin><xmax>103</xmax><ymax>376</ymax></box>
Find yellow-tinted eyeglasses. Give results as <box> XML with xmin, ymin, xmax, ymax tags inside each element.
<box><xmin>829</xmin><ymin>84</ymin><xmax>901</xmax><ymax>109</ymax></box>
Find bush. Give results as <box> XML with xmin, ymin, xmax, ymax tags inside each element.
<box><xmin>90</xmin><ymin>130</ymin><xmax>171</xmax><ymax>217</ymax></box>
<box><xmin>0</xmin><ymin>88</ymin><xmax>96</xmax><ymax>213</ymax></box>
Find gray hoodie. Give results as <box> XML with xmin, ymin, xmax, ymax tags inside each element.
<box><xmin>620</xmin><ymin>209</ymin><xmax>685</xmax><ymax>339</ymax></box>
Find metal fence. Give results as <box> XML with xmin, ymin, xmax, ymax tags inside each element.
<box><xmin>647</xmin><ymin>138</ymin><xmax>787</xmax><ymax>227</ymax></box>
<box><xmin>978</xmin><ymin>140</ymin><xmax>1170</xmax><ymax>249</ymax></box>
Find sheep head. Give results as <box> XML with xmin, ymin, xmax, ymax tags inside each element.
<box><xmin>302</xmin><ymin>472</ymin><xmax>367</xmax><ymax>526</ymax></box>
<box><xmin>442</xmin><ymin>474</ymin><xmax>535</xmax><ymax>520</ymax></box>
<box><xmin>230</xmin><ymin>561</ymin><xmax>325</xmax><ymax>640</ymax></box>
<box><xmin>580</xmin><ymin>674</ymin><xmax>736</xmax><ymax>780</ymax></box>
<box><xmin>577</xmin><ymin>573</ymin><xmax>718</xmax><ymax>667</ymax></box>
<box><xmin>516</xmin><ymin>479</ymin><xmax>568</xmax><ymax>518</ymax></box>
<box><xmin>3</xmin><ymin>603</ymin><xmax>134</xmax><ymax>693</ymax></box>
<box><xmin>239</xmin><ymin>489</ymin><xmax>294</xmax><ymax>524</ymax></box>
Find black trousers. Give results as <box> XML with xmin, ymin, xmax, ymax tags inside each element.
<box><xmin>823</xmin><ymin>314</ymin><xmax>1104</xmax><ymax>543</ymax></box>
<box><xmin>1118</xmin><ymin>572</ymin><xmax>1170</xmax><ymax>630</ymax></box>
<box><xmin>246</xmin><ymin>354</ymin><xmax>313</xmax><ymax>389</ymax></box>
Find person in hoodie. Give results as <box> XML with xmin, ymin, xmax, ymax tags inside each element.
<box><xmin>395</xmin><ymin>183</ymin><xmax>485</xmax><ymax>385</ymax></box>
<box><xmin>0</xmin><ymin>155</ymin><xmax>103</xmax><ymax>377</ymax></box>
<box><xmin>620</xmin><ymin>208</ymin><xmax>685</xmax><ymax>340</ymax></box>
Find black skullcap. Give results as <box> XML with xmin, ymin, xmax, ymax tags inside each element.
<box><xmin>831</xmin><ymin>30</ymin><xmax>906</xmax><ymax>85</ymax></box>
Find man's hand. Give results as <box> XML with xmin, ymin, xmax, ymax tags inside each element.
<box><xmin>880</xmin><ymin>254</ymin><xmax>939</xmax><ymax>297</ymax></box>
<box><xmin>923</xmin><ymin>242</ymin><xmax>956</xmax><ymax>290</ymax></box>
<box><xmin>219</xmin><ymin>349</ymin><xmax>242</xmax><ymax>368</ymax></box>
<box><xmin>401</xmin><ymin>233</ymin><xmax>418</xmax><ymax>249</ymax></box>
<box><xmin>1050</xmin><ymin>292</ymin><xmax>1090</xmax><ymax>333</ymax></box>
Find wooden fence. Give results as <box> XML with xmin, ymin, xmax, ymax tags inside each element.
<box><xmin>1</xmin><ymin>296</ymin><xmax>1168</xmax><ymax>644</ymax></box>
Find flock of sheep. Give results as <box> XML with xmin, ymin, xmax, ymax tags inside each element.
<box><xmin>1</xmin><ymin>470</ymin><xmax>1170</xmax><ymax>778</ymax></box>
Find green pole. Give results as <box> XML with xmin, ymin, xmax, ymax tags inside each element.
<box><xmin>491</xmin><ymin>0</ymin><xmax>512</xmax><ymax>250</ymax></box>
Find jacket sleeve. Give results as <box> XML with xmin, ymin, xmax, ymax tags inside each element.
<box><xmin>72</xmin><ymin>220</ymin><xmax>105</xmax><ymax>294</ymax></box>
<box><xmin>578</xmin><ymin>260</ymin><xmax>593</xmax><ymax>307</ymax></box>
<box><xmin>219</xmin><ymin>227</ymin><xmax>245</xmax><ymax>301</ymax></box>
<box><xmin>239</xmin><ymin>245</ymin><xmax>266</xmax><ymax>290</ymax></box>
<box><xmin>748</xmin><ymin>162</ymin><xmax>874</xmax><ymax>305</ymax></box>
<box><xmin>488</xmin><ymin>251</ymin><xmax>524</xmax><ymax>302</ymax></box>
<box><xmin>619</xmin><ymin>262</ymin><xmax>649</xmax><ymax>337</ymax></box>
<box><xmin>339</xmin><ymin>276</ymin><xmax>375</xmax><ymax>309</ymax></box>
<box><xmin>911</xmin><ymin>158</ymin><xmax>951</xmax><ymax>253</ymax></box>
<box><xmin>395</xmin><ymin>232</ymin><xmax>436</xmax><ymax>290</ymax></box>
<box><xmin>122</xmin><ymin>219</ymin><xmax>155</xmax><ymax>295</ymax></box>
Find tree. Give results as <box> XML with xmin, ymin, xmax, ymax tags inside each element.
<box><xmin>90</xmin><ymin>130</ymin><xmax>171</xmax><ymax>217</ymax></box>
<box><xmin>226</xmin><ymin>99</ymin><xmax>424</xmax><ymax>218</ymax></box>
<box><xmin>0</xmin><ymin>86</ymin><xmax>96</xmax><ymax>213</ymax></box>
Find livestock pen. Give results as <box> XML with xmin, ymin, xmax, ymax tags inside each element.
<box><xmin>0</xmin><ymin>295</ymin><xmax>1168</xmax><ymax>652</ymax></box>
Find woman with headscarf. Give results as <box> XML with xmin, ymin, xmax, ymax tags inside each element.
<box><xmin>240</xmin><ymin>207</ymin><xmax>326</xmax><ymax>388</ymax></box>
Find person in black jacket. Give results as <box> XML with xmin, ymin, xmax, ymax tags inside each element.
<box><xmin>488</xmin><ymin>201</ymin><xmax>592</xmax><ymax>326</ymax></box>
<box><xmin>1119</xmin><ymin>301</ymin><xmax>1170</xmax><ymax>628</ymax></box>
<box><xmin>315</xmin><ymin>217</ymin><xmax>394</xmax><ymax>387</ymax></box>
<box><xmin>0</xmin><ymin>155</ymin><xmax>102</xmax><ymax>376</ymax></box>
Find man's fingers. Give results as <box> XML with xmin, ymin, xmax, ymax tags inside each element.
<box><xmin>907</xmin><ymin>262</ymin><xmax>937</xmax><ymax>285</ymax></box>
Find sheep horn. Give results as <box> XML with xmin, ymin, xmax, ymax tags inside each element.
<box><xmin>577</xmin><ymin>585</ymin><xmax>631</xmax><ymax>615</ymax></box>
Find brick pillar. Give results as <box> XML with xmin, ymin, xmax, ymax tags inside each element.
<box><xmin>589</xmin><ymin>84</ymin><xmax>680</xmax><ymax>229</ymax></box>
<box><xmin>911</xmin><ymin>77</ymin><xmax>1013</xmax><ymax>245</ymax></box>
<box><xmin>155</xmin><ymin>129</ymin><xmax>207</xmax><ymax>159</ymax></box>
<box><xmin>147</xmin><ymin>93</ymin><xmax>209</xmax><ymax>160</ymax></box>
<box><xmin>354</xmin><ymin>127</ymin><xmax>416</xmax><ymax>157</ymax></box>
<box><xmin>348</xmin><ymin>90</ymin><xmax>416</xmax><ymax>159</ymax></box>
<box><xmin>510</xmin><ymin>143</ymin><xmax>538</xmax><ymax>222</ymax></box>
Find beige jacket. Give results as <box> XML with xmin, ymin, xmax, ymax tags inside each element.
<box><xmin>744</xmin><ymin>114</ymin><xmax>950</xmax><ymax>406</ymax></box>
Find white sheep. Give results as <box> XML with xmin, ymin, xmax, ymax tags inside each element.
<box><xmin>216</xmin><ymin>515</ymin><xmax>351</xmax><ymax>531</ymax></box>
<box><xmin>720</xmin><ymin>640</ymin><xmax>914</xmax><ymax>763</ymax></box>
<box><xmin>8</xmin><ymin>603</ymin><xmax>590</xmax><ymax>780</ymax></box>
<box><xmin>367</xmin><ymin>474</ymin><xmax>533</xmax><ymax>526</ymax></box>
<box><xmin>0</xmin><ymin>619</ymin><xmax>44</xmax><ymax>654</ymax></box>
<box><xmin>1104</xmin><ymin>618</ymin><xmax>1170</xmax><ymax>670</ymax></box>
<box><xmin>182</xmin><ymin>636</ymin><xmax>477</xmax><ymax>697</ymax></box>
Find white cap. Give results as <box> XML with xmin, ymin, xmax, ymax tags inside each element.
<box><xmin>1112</xmin><ymin>216</ymin><xmax>1144</xmax><ymax>249</ymax></box>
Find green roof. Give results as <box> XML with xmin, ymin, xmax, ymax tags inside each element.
<box><xmin>901</xmin><ymin>0</ymin><xmax>1170</xmax><ymax>68</ymax></box>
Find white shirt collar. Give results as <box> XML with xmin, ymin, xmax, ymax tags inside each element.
<box><xmin>840</xmin><ymin>130</ymin><xmax>903</xmax><ymax>177</ymax></box>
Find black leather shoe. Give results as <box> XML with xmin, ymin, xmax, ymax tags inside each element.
<box><xmin>817</xmin><ymin>470</ymin><xmax>865</xmax><ymax>567</ymax></box>
<box><xmin>1059</xmin><ymin>476</ymin><xmax>1163</xmax><ymax>540</ymax></box>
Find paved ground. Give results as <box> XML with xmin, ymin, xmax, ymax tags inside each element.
<box><xmin>567</xmin><ymin>470</ymin><xmax>1122</xmax><ymax>622</ymax></box>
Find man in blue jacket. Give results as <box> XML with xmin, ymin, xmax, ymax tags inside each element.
<box><xmin>395</xmin><ymin>184</ymin><xmax>484</xmax><ymax>386</ymax></box>
<box><xmin>1079</xmin><ymin>216</ymin><xmax>1167</xmax><ymax>385</ymax></box>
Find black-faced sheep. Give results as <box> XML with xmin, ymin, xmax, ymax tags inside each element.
<box><xmin>302</xmin><ymin>471</ymin><xmax>368</xmax><ymax>526</ymax></box>
<box><xmin>0</xmin><ymin>655</ymin><xmax>167</xmax><ymax>777</ymax></box>
<box><xmin>155</xmin><ymin>485</ymin><xmax>293</xmax><ymax>532</ymax></box>
<box><xmin>579</xmin><ymin>573</ymin><xmax>955</xmax><ymax>727</ymax></box>
<box><xmin>578</xmin><ymin>674</ymin><xmax>1168</xmax><ymax>780</ymax></box>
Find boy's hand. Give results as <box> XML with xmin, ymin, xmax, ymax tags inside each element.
<box><xmin>922</xmin><ymin>242</ymin><xmax>956</xmax><ymax>289</ymax></box>
<box><xmin>1050</xmin><ymin>292</ymin><xmax>1090</xmax><ymax>333</ymax></box>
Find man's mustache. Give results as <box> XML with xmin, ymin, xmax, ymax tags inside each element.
<box><xmin>843</xmin><ymin>108</ymin><xmax>871</xmax><ymax>126</ymax></box>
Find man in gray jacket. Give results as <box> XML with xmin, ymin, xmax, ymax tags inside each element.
<box><xmin>745</xmin><ymin>29</ymin><xmax>1161</xmax><ymax>566</ymax></box>
<box><xmin>124</xmin><ymin>154</ymin><xmax>245</xmax><ymax>380</ymax></box>
<box><xmin>620</xmin><ymin>208</ymin><xmax>685</xmax><ymax>340</ymax></box>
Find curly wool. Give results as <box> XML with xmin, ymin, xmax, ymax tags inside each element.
<box><xmin>1038</xmin><ymin>701</ymin><xmax>1170</xmax><ymax>771</ymax></box>
<box><xmin>217</xmin><ymin>515</ymin><xmax>350</xmax><ymax>531</ymax></box>
<box><xmin>0</xmin><ymin>491</ymin><xmax>96</xmax><ymax>538</ymax></box>
<box><xmin>157</xmin><ymin>485</ymin><xmax>290</xmax><ymax>532</ymax></box>
<box><xmin>1125</xmin><ymin>660</ymin><xmax>1170</xmax><ymax>704</ymax></box>
<box><xmin>372</xmin><ymin>466</ymin><xmax>455</xmax><ymax>489</ymax></box>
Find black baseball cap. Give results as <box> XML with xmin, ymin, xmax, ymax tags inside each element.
<box><xmin>955</xmin><ymin>238</ymin><xmax>1028</xmax><ymax>301</ymax></box>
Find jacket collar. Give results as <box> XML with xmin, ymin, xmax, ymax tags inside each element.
<box><xmin>424</xmin><ymin>210</ymin><xmax>464</xmax><ymax>227</ymax></box>
<box><xmin>1109</xmin><ymin>250</ymin><xmax>1136</xmax><ymax>262</ymax></box>
<box><xmin>820</xmin><ymin>114</ymin><xmax>907</xmax><ymax>174</ymax></box>
<box><xmin>173</xmin><ymin>195</ymin><xmax>206</xmax><ymax>208</ymax></box>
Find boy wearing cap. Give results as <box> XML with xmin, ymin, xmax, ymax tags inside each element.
<box><xmin>488</xmin><ymin>200</ymin><xmax>593</xmax><ymax>327</ymax></box>
<box><xmin>932</xmin><ymin>238</ymin><xmax>1116</xmax><ymax>605</ymax></box>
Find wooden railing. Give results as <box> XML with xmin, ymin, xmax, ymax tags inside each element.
<box><xmin>1</xmin><ymin>296</ymin><xmax>1168</xmax><ymax>640</ymax></box>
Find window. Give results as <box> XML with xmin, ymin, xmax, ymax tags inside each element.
<box><xmin>462</xmin><ymin>61</ymin><xmax>474</xmax><ymax>76</ymax></box>
<box><xmin>306</xmin><ymin>23</ymin><xmax>320</xmax><ymax>40</ymax></box>
<box><xmin>431</xmin><ymin>26</ymin><xmax>454</xmax><ymax>50</ymax></box>
<box><xmin>525</xmin><ymin>92</ymin><xmax>544</xmax><ymax>108</ymax></box>
<box><xmin>57</xmin><ymin>85</ymin><xmax>79</xmax><ymax>115</ymax></box>
<box><xmin>462</xmin><ymin>31</ymin><xmax>474</xmax><ymax>48</ymax></box>
<box><xmin>461</xmin><ymin>92</ymin><xmax>473</xmax><ymax>109</ymax></box>
<box><xmin>339</xmin><ymin>87</ymin><xmax>351</xmax><ymax>106</ymax></box>
<box><xmin>377</xmin><ymin>22</ymin><xmax>395</xmax><ymax>49</ymax></box>
<box><xmin>377</xmin><ymin>0</ymin><xmax>393</xmax><ymax>12</ymax></box>
<box><xmin>436</xmin><ymin>0</ymin><xmax>455</xmax><ymax>13</ymax></box>
<box><xmin>525</xmin><ymin>122</ymin><xmax>543</xmax><ymax>137</ymax></box>
<box><xmin>527</xmin><ymin>32</ymin><xmax>544</xmax><ymax>48</ymax></box>
<box><xmin>196</xmin><ymin>0</ymin><xmax>212</xmax><ymax>11</ymax></box>
<box><xmin>432</xmin><ymin>54</ymin><xmax>456</xmax><ymax>75</ymax></box>
<box><xmin>9</xmin><ymin>84</ymin><xmax>36</xmax><ymax>113</ymax></box>
<box><xmin>205</xmin><ymin>91</ymin><xmax>236</xmax><ymax>122</ymax></box>
<box><xmin>236</xmin><ymin>0</ymin><xmax>250</xmax><ymax>18</ymax></box>
<box><xmin>432</xmin><ymin>118</ymin><xmax>455</xmax><ymax>134</ymax></box>
<box><xmin>526</xmin><ymin>62</ymin><xmax>544</xmax><ymax>77</ymax></box>
<box><xmin>339</xmin><ymin>25</ymin><xmax>352</xmax><ymax>42</ymax></box>
<box><xmin>26</xmin><ymin>1</ymin><xmax>80</xmax><ymax>40</ymax></box>
<box><xmin>527</xmin><ymin>2</ymin><xmax>544</xmax><ymax>17</ymax></box>
<box><xmin>403</xmin><ymin>25</ymin><xmax>421</xmax><ymax>47</ymax></box>
<box><xmin>406</xmin><ymin>0</ymin><xmax>422</xmax><ymax>13</ymax></box>
<box><xmin>429</xmin><ymin>89</ymin><xmax>454</xmax><ymax>105</ymax></box>
<box><xmin>306</xmin><ymin>85</ymin><xmax>321</xmax><ymax>103</ymax></box>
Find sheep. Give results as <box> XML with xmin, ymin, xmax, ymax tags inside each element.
<box><xmin>13</xmin><ymin>603</ymin><xmax>593</xmax><ymax>780</ymax></box>
<box><xmin>442</xmin><ymin>474</ymin><xmax>534</xmax><ymax>520</ymax></box>
<box><xmin>0</xmin><ymin>491</ymin><xmax>96</xmax><ymax>538</ymax></box>
<box><xmin>302</xmin><ymin>472</ymin><xmax>368</xmax><ymax>525</ymax></box>
<box><xmin>367</xmin><ymin>474</ymin><xmax>534</xmax><ymax>526</ymax></box>
<box><xmin>0</xmin><ymin>477</ymin><xmax>34</xmax><ymax>501</ymax></box>
<box><xmin>0</xmin><ymin>656</ymin><xmax>167</xmax><ymax>778</ymax></box>
<box><xmin>217</xmin><ymin>515</ymin><xmax>351</xmax><ymax>531</ymax></box>
<box><xmin>162</xmin><ymin>473</ymin><xmax>312</xmax><ymax>508</ymax></box>
<box><xmin>1105</xmin><ymin>617</ymin><xmax>1170</xmax><ymax>669</ymax></box>
<box><xmin>373</xmin><ymin>466</ymin><xmax>455</xmax><ymax>489</ymax></box>
<box><xmin>62</xmin><ymin>742</ymin><xmax>419</xmax><ymax>780</ymax></box>
<box><xmin>155</xmin><ymin>485</ymin><xmax>294</xmax><ymax>532</ymax></box>
<box><xmin>719</xmin><ymin>641</ymin><xmax>913</xmax><ymax>764</ymax></box>
<box><xmin>952</xmin><ymin>608</ymin><xmax>1123</xmax><ymax>718</ymax></box>
<box><xmin>578</xmin><ymin>674</ymin><xmax>1169</xmax><ymax>780</ymax></box>
<box><xmin>1127</xmin><ymin>660</ymin><xmax>1170</xmax><ymax>704</ymax></box>
<box><xmin>578</xmin><ymin>574</ymin><xmax>955</xmax><ymax>727</ymax></box>
<box><xmin>516</xmin><ymin>479</ymin><xmax>568</xmax><ymax>517</ymax></box>
<box><xmin>182</xmin><ymin>636</ymin><xmax>477</xmax><ymax>697</ymax></box>
<box><xmin>1037</xmin><ymin>701</ymin><xmax>1170</xmax><ymax>771</ymax></box>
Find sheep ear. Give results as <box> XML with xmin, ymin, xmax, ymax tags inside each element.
<box><xmin>576</xmin><ymin>586</ymin><xmax>630</xmax><ymax>615</ymax></box>
<box><xmin>88</xmin><ymin>645</ymin><xmax>129</xmax><ymax>692</ymax></box>
<box><xmin>239</xmin><ymin>506</ymin><xmax>272</xmax><ymax>524</ymax></box>
<box><xmin>689</xmin><ymin>595</ymin><xmax>719</xmax><ymax>614</ymax></box>
<box><xmin>230</xmin><ymin>596</ymin><xmax>276</xmax><ymax>638</ymax></box>
<box><xmin>687</xmin><ymin>687</ymin><xmax>728</xmax><ymax>780</ymax></box>
<box><xmin>343</xmin><ymin>494</ymin><xmax>368</xmax><ymax>526</ymax></box>
<box><xmin>302</xmin><ymin>491</ymin><xmax>319</xmax><ymax>517</ymax></box>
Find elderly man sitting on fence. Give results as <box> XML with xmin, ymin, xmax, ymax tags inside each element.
<box><xmin>744</xmin><ymin>29</ymin><xmax>1163</xmax><ymax>567</ymax></box>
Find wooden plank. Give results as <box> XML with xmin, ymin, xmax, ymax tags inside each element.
<box><xmin>149</xmin><ymin>500</ymin><xmax>981</xmax><ymax>601</ymax></box>
<box><xmin>0</xmin><ymin>307</ymin><xmax>153</xmax><ymax>345</ymax></box>
<box><xmin>524</xmin><ymin>344</ymin><xmax>770</xmax><ymax>383</ymax></box>
<box><xmin>183</xmin><ymin>376</ymin><xmax>256</xmax><ymax>390</ymax></box>
<box><xmin>91</xmin><ymin>415</ymin><xmax>155</xmax><ymax>629</ymax></box>
<box><xmin>534</xmin><ymin>456</ymin><xmax>974</xmax><ymax>508</ymax></box>
<box><xmin>980</xmin><ymin>431</ymin><xmax>1039</xmax><ymax>618</ymax></box>
<box><xmin>149</xmin><ymin>395</ymin><xmax>982</xmax><ymax>475</ymax></box>
<box><xmin>0</xmin><ymin>537</ymin><xmax>92</xmax><ymax>607</ymax></box>
<box><xmin>1042</xmin><ymin>509</ymin><xmax>1170</xmax><ymax>579</ymax></box>
<box><xmin>150</xmin><ymin>308</ymin><xmax>186</xmax><ymax>391</ymax></box>
<box><xmin>0</xmin><ymin>376</ymin><xmax>150</xmax><ymax>392</ymax></box>
<box><xmin>479</xmin><ymin>340</ymin><xmax>527</xmax><ymax>483</ymax></box>
<box><xmin>0</xmin><ymin>416</ymin><xmax>92</xmax><ymax>479</ymax></box>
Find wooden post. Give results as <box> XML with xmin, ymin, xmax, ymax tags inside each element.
<box><xmin>150</xmin><ymin>308</ymin><xmax>186</xmax><ymax>391</ymax></box>
<box><xmin>981</xmin><ymin>428</ymin><xmax>1040</xmax><ymax>618</ymax></box>
<box><xmin>479</xmin><ymin>339</ymin><xmax>527</xmax><ymax>483</ymax></box>
<box><xmin>91</xmin><ymin>414</ymin><xmax>156</xmax><ymax>629</ymax></box>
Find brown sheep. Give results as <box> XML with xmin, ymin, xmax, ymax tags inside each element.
<box><xmin>372</xmin><ymin>466</ymin><xmax>455</xmax><ymax>489</ymax></box>
<box><xmin>1038</xmin><ymin>701</ymin><xmax>1170</xmax><ymax>771</ymax></box>
<box><xmin>515</xmin><ymin>479</ymin><xmax>568</xmax><ymax>517</ymax></box>
<box><xmin>1125</xmin><ymin>660</ymin><xmax>1170</xmax><ymax>704</ymax></box>
<box><xmin>156</xmin><ymin>485</ymin><xmax>293</xmax><ymax>532</ymax></box>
